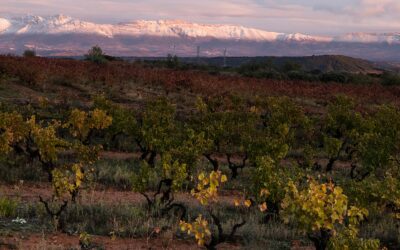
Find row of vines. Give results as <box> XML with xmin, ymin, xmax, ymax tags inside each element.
<box><xmin>0</xmin><ymin>85</ymin><xmax>399</xmax><ymax>248</ymax></box>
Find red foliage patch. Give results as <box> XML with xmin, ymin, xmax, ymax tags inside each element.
<box><xmin>0</xmin><ymin>55</ymin><xmax>399</xmax><ymax>105</ymax></box>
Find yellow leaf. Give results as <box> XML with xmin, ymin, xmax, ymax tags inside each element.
<box><xmin>260</xmin><ymin>188</ymin><xmax>270</xmax><ymax>197</ymax></box>
<box><xmin>259</xmin><ymin>202</ymin><xmax>268</xmax><ymax>212</ymax></box>
<box><xmin>221</xmin><ymin>175</ymin><xmax>228</xmax><ymax>183</ymax></box>
<box><xmin>198</xmin><ymin>172</ymin><xmax>205</xmax><ymax>181</ymax></box>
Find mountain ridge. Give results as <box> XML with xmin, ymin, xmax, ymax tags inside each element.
<box><xmin>1</xmin><ymin>14</ymin><xmax>400</xmax><ymax>61</ymax></box>
<box><xmin>3</xmin><ymin>14</ymin><xmax>400</xmax><ymax>44</ymax></box>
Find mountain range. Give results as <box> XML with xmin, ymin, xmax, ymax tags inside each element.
<box><xmin>1</xmin><ymin>14</ymin><xmax>400</xmax><ymax>61</ymax></box>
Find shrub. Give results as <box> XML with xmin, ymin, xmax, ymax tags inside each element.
<box><xmin>320</xmin><ymin>72</ymin><xmax>348</xmax><ymax>83</ymax></box>
<box><xmin>0</xmin><ymin>197</ymin><xmax>18</xmax><ymax>217</ymax></box>
<box><xmin>281</xmin><ymin>179</ymin><xmax>379</xmax><ymax>250</ymax></box>
<box><xmin>85</xmin><ymin>46</ymin><xmax>108</xmax><ymax>64</ymax></box>
<box><xmin>15</xmin><ymin>64</ymin><xmax>46</xmax><ymax>86</ymax></box>
<box><xmin>381</xmin><ymin>72</ymin><xmax>400</xmax><ymax>86</ymax></box>
<box><xmin>166</xmin><ymin>54</ymin><xmax>179</xmax><ymax>68</ymax></box>
<box><xmin>282</xmin><ymin>61</ymin><xmax>302</xmax><ymax>72</ymax></box>
<box><xmin>287</xmin><ymin>71</ymin><xmax>318</xmax><ymax>81</ymax></box>
<box><xmin>23</xmin><ymin>50</ymin><xmax>36</xmax><ymax>57</ymax></box>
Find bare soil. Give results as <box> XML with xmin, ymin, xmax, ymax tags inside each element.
<box><xmin>0</xmin><ymin>182</ymin><xmax>239</xmax><ymax>206</ymax></box>
<box><xmin>0</xmin><ymin>232</ymin><xmax>201</xmax><ymax>250</ymax></box>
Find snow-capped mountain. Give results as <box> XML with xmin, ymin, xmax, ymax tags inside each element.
<box><xmin>0</xmin><ymin>14</ymin><xmax>400</xmax><ymax>61</ymax></box>
<box><xmin>0</xmin><ymin>14</ymin><xmax>329</xmax><ymax>42</ymax></box>
<box><xmin>334</xmin><ymin>32</ymin><xmax>400</xmax><ymax>44</ymax></box>
<box><xmin>0</xmin><ymin>14</ymin><xmax>114</xmax><ymax>37</ymax></box>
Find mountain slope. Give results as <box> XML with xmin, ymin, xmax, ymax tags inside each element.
<box><xmin>256</xmin><ymin>55</ymin><xmax>380</xmax><ymax>73</ymax></box>
<box><xmin>334</xmin><ymin>32</ymin><xmax>400</xmax><ymax>44</ymax></box>
<box><xmin>170</xmin><ymin>55</ymin><xmax>382</xmax><ymax>73</ymax></box>
<box><xmin>0</xmin><ymin>14</ymin><xmax>400</xmax><ymax>61</ymax></box>
<box><xmin>0</xmin><ymin>14</ymin><xmax>328</xmax><ymax>42</ymax></box>
<box><xmin>2</xmin><ymin>14</ymin><xmax>400</xmax><ymax>44</ymax></box>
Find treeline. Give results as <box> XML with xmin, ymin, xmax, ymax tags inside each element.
<box><xmin>1</xmin><ymin>94</ymin><xmax>399</xmax><ymax>249</ymax></box>
<box><xmin>8</xmin><ymin>47</ymin><xmax>400</xmax><ymax>86</ymax></box>
<box><xmin>137</xmin><ymin>54</ymin><xmax>400</xmax><ymax>86</ymax></box>
<box><xmin>236</xmin><ymin>61</ymin><xmax>400</xmax><ymax>85</ymax></box>
<box><xmin>1</xmin><ymin>54</ymin><xmax>400</xmax><ymax>106</ymax></box>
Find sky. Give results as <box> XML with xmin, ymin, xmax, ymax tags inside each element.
<box><xmin>1</xmin><ymin>0</ymin><xmax>400</xmax><ymax>35</ymax></box>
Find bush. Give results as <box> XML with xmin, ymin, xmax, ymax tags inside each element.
<box><xmin>0</xmin><ymin>197</ymin><xmax>18</xmax><ymax>218</ymax></box>
<box><xmin>381</xmin><ymin>72</ymin><xmax>400</xmax><ymax>86</ymax></box>
<box><xmin>166</xmin><ymin>54</ymin><xmax>179</xmax><ymax>68</ymax></box>
<box><xmin>23</xmin><ymin>50</ymin><xmax>36</xmax><ymax>58</ymax></box>
<box><xmin>15</xmin><ymin>64</ymin><xmax>46</xmax><ymax>86</ymax></box>
<box><xmin>287</xmin><ymin>71</ymin><xmax>318</xmax><ymax>81</ymax></box>
<box><xmin>320</xmin><ymin>72</ymin><xmax>348</xmax><ymax>83</ymax></box>
<box><xmin>346</xmin><ymin>73</ymin><xmax>377</xmax><ymax>85</ymax></box>
<box><xmin>282</xmin><ymin>61</ymin><xmax>302</xmax><ymax>72</ymax></box>
<box><xmin>85</xmin><ymin>46</ymin><xmax>108</xmax><ymax>64</ymax></box>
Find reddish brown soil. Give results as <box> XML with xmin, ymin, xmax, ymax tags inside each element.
<box><xmin>99</xmin><ymin>151</ymin><xmax>137</xmax><ymax>160</ymax></box>
<box><xmin>0</xmin><ymin>182</ymin><xmax>239</xmax><ymax>206</ymax></box>
<box><xmin>0</xmin><ymin>233</ymin><xmax>311</xmax><ymax>250</ymax></box>
<box><xmin>0</xmin><ymin>182</ymin><xmax>244</xmax><ymax>250</ymax></box>
<box><xmin>0</xmin><ymin>232</ymin><xmax>201</xmax><ymax>250</ymax></box>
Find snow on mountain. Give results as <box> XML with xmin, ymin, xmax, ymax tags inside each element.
<box><xmin>0</xmin><ymin>14</ymin><xmax>330</xmax><ymax>42</ymax></box>
<box><xmin>0</xmin><ymin>18</ymin><xmax>11</xmax><ymax>33</ymax></box>
<box><xmin>1</xmin><ymin>14</ymin><xmax>400</xmax><ymax>60</ymax></box>
<box><xmin>334</xmin><ymin>32</ymin><xmax>400</xmax><ymax>44</ymax></box>
<box><xmin>4</xmin><ymin>14</ymin><xmax>399</xmax><ymax>44</ymax></box>
<box><xmin>114</xmin><ymin>20</ymin><xmax>281</xmax><ymax>41</ymax></box>
<box><xmin>278</xmin><ymin>33</ymin><xmax>331</xmax><ymax>42</ymax></box>
<box><xmin>1</xmin><ymin>14</ymin><xmax>114</xmax><ymax>37</ymax></box>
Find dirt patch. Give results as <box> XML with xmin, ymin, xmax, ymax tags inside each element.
<box><xmin>0</xmin><ymin>182</ymin><xmax>237</xmax><ymax>206</ymax></box>
<box><xmin>0</xmin><ymin>232</ymin><xmax>201</xmax><ymax>250</ymax></box>
<box><xmin>99</xmin><ymin>151</ymin><xmax>137</xmax><ymax>161</ymax></box>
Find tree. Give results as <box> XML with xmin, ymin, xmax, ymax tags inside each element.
<box><xmin>381</xmin><ymin>72</ymin><xmax>400</xmax><ymax>86</ymax></box>
<box><xmin>248</xmin><ymin>97</ymin><xmax>307</xmax><ymax>165</ymax></box>
<box><xmin>341</xmin><ymin>172</ymin><xmax>400</xmax><ymax>220</ymax></box>
<box><xmin>282</xmin><ymin>61</ymin><xmax>302</xmax><ymax>72</ymax></box>
<box><xmin>0</xmin><ymin>113</ymin><xmax>68</xmax><ymax>181</ymax></box>
<box><xmin>193</xmin><ymin>96</ymin><xmax>257</xmax><ymax>177</ymax></box>
<box><xmin>64</xmin><ymin>108</ymin><xmax>113</xmax><ymax>145</ymax></box>
<box><xmin>166</xmin><ymin>54</ymin><xmax>179</xmax><ymax>68</ymax></box>
<box><xmin>281</xmin><ymin>179</ymin><xmax>379</xmax><ymax>250</ymax></box>
<box><xmin>316</xmin><ymin>96</ymin><xmax>364</xmax><ymax>172</ymax></box>
<box><xmin>250</xmin><ymin>156</ymin><xmax>304</xmax><ymax>218</ymax></box>
<box><xmin>92</xmin><ymin>95</ymin><xmax>137</xmax><ymax>150</ymax></box>
<box><xmin>180</xmin><ymin>171</ymin><xmax>247</xmax><ymax>250</ymax></box>
<box><xmin>85</xmin><ymin>45</ymin><xmax>107</xmax><ymax>64</ymax></box>
<box><xmin>134</xmin><ymin>98</ymin><xmax>177</xmax><ymax>167</ymax></box>
<box><xmin>23</xmin><ymin>50</ymin><xmax>36</xmax><ymax>57</ymax></box>
<box><xmin>131</xmin><ymin>154</ymin><xmax>188</xmax><ymax>219</ymax></box>
<box><xmin>167</xmin><ymin>127</ymin><xmax>211</xmax><ymax>171</ymax></box>
<box><xmin>0</xmin><ymin>109</ymin><xmax>112</xmax><ymax>231</ymax></box>
<box><xmin>354</xmin><ymin>104</ymin><xmax>400</xmax><ymax>178</ymax></box>
<box><xmin>39</xmin><ymin>163</ymin><xmax>84</xmax><ymax>230</ymax></box>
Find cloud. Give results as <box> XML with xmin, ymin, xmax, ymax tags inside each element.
<box><xmin>314</xmin><ymin>0</ymin><xmax>400</xmax><ymax>18</ymax></box>
<box><xmin>357</xmin><ymin>0</ymin><xmax>400</xmax><ymax>17</ymax></box>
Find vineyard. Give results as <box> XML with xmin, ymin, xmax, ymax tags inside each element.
<box><xmin>0</xmin><ymin>55</ymin><xmax>399</xmax><ymax>249</ymax></box>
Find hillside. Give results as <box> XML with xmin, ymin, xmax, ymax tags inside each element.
<box><xmin>0</xmin><ymin>14</ymin><xmax>325</xmax><ymax>42</ymax></box>
<box><xmin>158</xmin><ymin>55</ymin><xmax>382</xmax><ymax>73</ymax></box>
<box><xmin>1</xmin><ymin>14</ymin><xmax>400</xmax><ymax>61</ymax></box>
<box><xmin>0</xmin><ymin>55</ymin><xmax>399</xmax><ymax>110</ymax></box>
<box><xmin>252</xmin><ymin>55</ymin><xmax>381</xmax><ymax>73</ymax></box>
